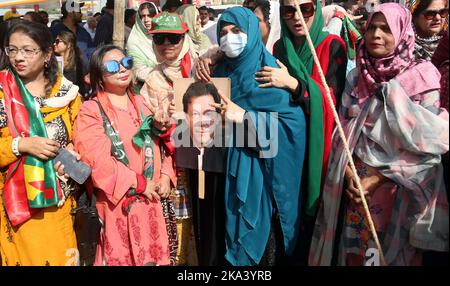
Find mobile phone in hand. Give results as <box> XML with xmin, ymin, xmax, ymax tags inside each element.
<box><xmin>54</xmin><ymin>148</ymin><xmax>91</xmax><ymax>185</ymax></box>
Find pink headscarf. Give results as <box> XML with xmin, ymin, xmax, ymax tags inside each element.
<box><xmin>356</xmin><ymin>3</ymin><xmax>417</xmax><ymax>102</ymax></box>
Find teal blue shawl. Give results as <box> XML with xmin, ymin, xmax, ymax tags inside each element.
<box><xmin>214</xmin><ymin>7</ymin><xmax>306</xmax><ymax>265</ymax></box>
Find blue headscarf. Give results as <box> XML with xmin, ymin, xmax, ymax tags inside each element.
<box><xmin>214</xmin><ymin>7</ymin><xmax>307</xmax><ymax>265</ymax></box>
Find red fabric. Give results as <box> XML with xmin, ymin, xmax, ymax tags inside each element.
<box><xmin>164</xmin><ymin>52</ymin><xmax>191</xmax><ymax>88</ymax></box>
<box><xmin>160</xmin><ymin>124</ymin><xmax>176</xmax><ymax>155</ymax></box>
<box><xmin>135</xmin><ymin>174</ymin><xmax>147</xmax><ymax>194</ymax></box>
<box><xmin>432</xmin><ymin>32</ymin><xmax>449</xmax><ymax>68</ymax></box>
<box><xmin>439</xmin><ymin>63</ymin><xmax>449</xmax><ymax>112</ymax></box>
<box><xmin>310</xmin><ymin>35</ymin><xmax>346</xmax><ymax>187</ymax></box>
<box><xmin>0</xmin><ymin>70</ymin><xmax>38</xmax><ymax>226</ymax></box>
<box><xmin>96</xmin><ymin>89</ymin><xmax>142</xmax><ymax>131</ymax></box>
<box><xmin>180</xmin><ymin>52</ymin><xmax>192</xmax><ymax>79</ymax></box>
<box><xmin>334</xmin><ymin>10</ymin><xmax>345</xmax><ymax>19</ymax></box>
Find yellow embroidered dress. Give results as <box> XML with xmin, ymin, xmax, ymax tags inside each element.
<box><xmin>0</xmin><ymin>73</ymin><xmax>81</xmax><ymax>266</ymax></box>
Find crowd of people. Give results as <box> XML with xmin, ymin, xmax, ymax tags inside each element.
<box><xmin>0</xmin><ymin>0</ymin><xmax>448</xmax><ymax>267</ymax></box>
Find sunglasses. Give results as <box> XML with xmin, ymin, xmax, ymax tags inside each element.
<box><xmin>54</xmin><ymin>39</ymin><xmax>65</xmax><ymax>45</ymax></box>
<box><xmin>280</xmin><ymin>3</ymin><xmax>315</xmax><ymax>20</ymax></box>
<box><xmin>103</xmin><ymin>56</ymin><xmax>133</xmax><ymax>74</ymax></box>
<box><xmin>422</xmin><ymin>8</ymin><xmax>449</xmax><ymax>20</ymax></box>
<box><xmin>153</xmin><ymin>33</ymin><xmax>184</xmax><ymax>45</ymax></box>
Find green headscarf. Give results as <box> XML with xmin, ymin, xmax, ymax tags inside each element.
<box><xmin>274</xmin><ymin>0</ymin><xmax>328</xmax><ymax>217</ymax></box>
<box><xmin>176</xmin><ymin>4</ymin><xmax>212</xmax><ymax>55</ymax></box>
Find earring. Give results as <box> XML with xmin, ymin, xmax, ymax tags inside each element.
<box><xmin>44</xmin><ymin>61</ymin><xmax>49</xmax><ymax>68</ymax></box>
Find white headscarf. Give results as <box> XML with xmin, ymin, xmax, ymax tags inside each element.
<box><xmin>126</xmin><ymin>1</ymin><xmax>159</xmax><ymax>81</ymax></box>
<box><xmin>266</xmin><ymin>1</ymin><xmax>281</xmax><ymax>53</ymax></box>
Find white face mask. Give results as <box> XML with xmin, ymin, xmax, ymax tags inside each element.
<box><xmin>219</xmin><ymin>32</ymin><xmax>248</xmax><ymax>58</ymax></box>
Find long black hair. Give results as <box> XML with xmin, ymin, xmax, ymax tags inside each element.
<box><xmin>4</xmin><ymin>20</ymin><xmax>59</xmax><ymax>97</ymax></box>
<box><xmin>88</xmin><ymin>44</ymin><xmax>129</xmax><ymax>96</ymax></box>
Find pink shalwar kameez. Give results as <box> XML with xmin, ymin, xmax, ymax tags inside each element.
<box><xmin>74</xmin><ymin>95</ymin><xmax>175</xmax><ymax>266</ymax></box>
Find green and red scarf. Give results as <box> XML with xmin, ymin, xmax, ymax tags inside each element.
<box><xmin>274</xmin><ymin>0</ymin><xmax>335</xmax><ymax>217</ymax></box>
<box><xmin>342</xmin><ymin>16</ymin><xmax>362</xmax><ymax>60</ymax></box>
<box><xmin>0</xmin><ymin>69</ymin><xmax>62</xmax><ymax>227</ymax></box>
<box><xmin>94</xmin><ymin>90</ymin><xmax>161</xmax><ymax>213</ymax></box>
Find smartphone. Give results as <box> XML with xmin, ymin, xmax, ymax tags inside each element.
<box><xmin>54</xmin><ymin>148</ymin><xmax>91</xmax><ymax>185</ymax></box>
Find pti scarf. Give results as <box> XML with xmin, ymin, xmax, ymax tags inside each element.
<box><xmin>0</xmin><ymin>69</ymin><xmax>62</xmax><ymax>226</ymax></box>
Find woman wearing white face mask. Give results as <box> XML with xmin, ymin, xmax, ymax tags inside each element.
<box><xmin>212</xmin><ymin>7</ymin><xmax>307</xmax><ymax>266</ymax></box>
<box><xmin>219</xmin><ymin>29</ymin><xmax>248</xmax><ymax>58</ymax></box>
<box><xmin>126</xmin><ymin>1</ymin><xmax>159</xmax><ymax>83</ymax></box>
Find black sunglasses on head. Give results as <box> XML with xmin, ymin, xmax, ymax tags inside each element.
<box><xmin>422</xmin><ymin>8</ymin><xmax>449</xmax><ymax>20</ymax></box>
<box><xmin>280</xmin><ymin>3</ymin><xmax>315</xmax><ymax>20</ymax></box>
<box><xmin>153</xmin><ymin>33</ymin><xmax>184</xmax><ymax>45</ymax></box>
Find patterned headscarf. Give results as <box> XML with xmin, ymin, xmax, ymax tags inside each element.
<box><xmin>356</xmin><ymin>3</ymin><xmax>416</xmax><ymax>103</ymax></box>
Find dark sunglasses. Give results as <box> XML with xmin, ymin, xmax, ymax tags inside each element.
<box><xmin>280</xmin><ymin>3</ymin><xmax>315</xmax><ymax>20</ymax></box>
<box><xmin>153</xmin><ymin>33</ymin><xmax>184</xmax><ymax>45</ymax></box>
<box><xmin>103</xmin><ymin>56</ymin><xmax>133</xmax><ymax>74</ymax></box>
<box><xmin>422</xmin><ymin>8</ymin><xmax>449</xmax><ymax>20</ymax></box>
<box><xmin>54</xmin><ymin>39</ymin><xmax>65</xmax><ymax>45</ymax></box>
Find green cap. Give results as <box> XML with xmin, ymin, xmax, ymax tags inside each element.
<box><xmin>149</xmin><ymin>12</ymin><xmax>188</xmax><ymax>34</ymax></box>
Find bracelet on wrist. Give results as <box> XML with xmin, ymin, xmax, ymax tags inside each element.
<box><xmin>12</xmin><ymin>136</ymin><xmax>21</xmax><ymax>157</ymax></box>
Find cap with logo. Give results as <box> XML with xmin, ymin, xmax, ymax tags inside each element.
<box><xmin>149</xmin><ymin>12</ymin><xmax>188</xmax><ymax>34</ymax></box>
<box><xmin>61</xmin><ymin>1</ymin><xmax>85</xmax><ymax>16</ymax></box>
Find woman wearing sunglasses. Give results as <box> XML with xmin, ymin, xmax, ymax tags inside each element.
<box><xmin>409</xmin><ymin>0</ymin><xmax>448</xmax><ymax>61</ymax></box>
<box><xmin>126</xmin><ymin>1</ymin><xmax>159</xmax><ymax>83</ymax></box>
<box><xmin>141</xmin><ymin>12</ymin><xmax>201</xmax><ymax>266</ymax></box>
<box><xmin>212</xmin><ymin>7</ymin><xmax>306</xmax><ymax>266</ymax></box>
<box><xmin>73</xmin><ymin>45</ymin><xmax>175</xmax><ymax>266</ymax></box>
<box><xmin>310</xmin><ymin>3</ymin><xmax>448</xmax><ymax>266</ymax></box>
<box><xmin>54</xmin><ymin>31</ymin><xmax>86</xmax><ymax>97</ymax></box>
<box><xmin>0</xmin><ymin>20</ymin><xmax>82</xmax><ymax>266</ymax></box>
<box><xmin>255</xmin><ymin>0</ymin><xmax>347</xmax><ymax>249</ymax></box>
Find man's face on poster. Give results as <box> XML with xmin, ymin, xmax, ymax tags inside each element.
<box><xmin>186</xmin><ymin>94</ymin><xmax>221</xmax><ymax>148</ymax></box>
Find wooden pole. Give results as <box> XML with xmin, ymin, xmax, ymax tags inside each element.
<box><xmin>113</xmin><ymin>0</ymin><xmax>125</xmax><ymax>48</ymax></box>
<box><xmin>291</xmin><ymin>0</ymin><xmax>386</xmax><ymax>266</ymax></box>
